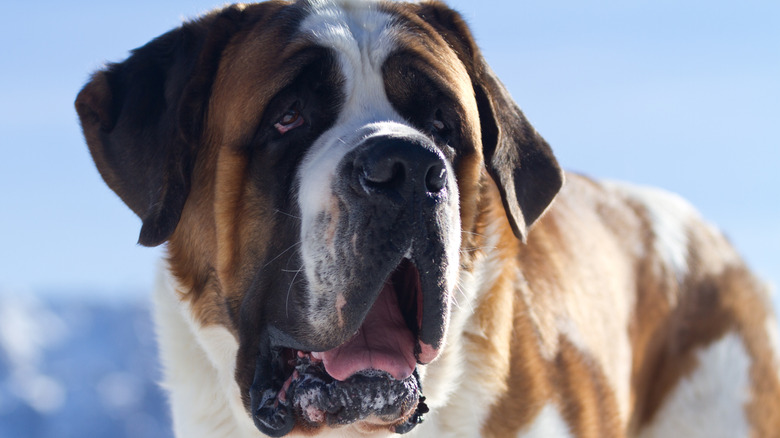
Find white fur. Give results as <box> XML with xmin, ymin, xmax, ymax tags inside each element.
<box><xmin>603</xmin><ymin>182</ymin><xmax>698</xmax><ymax>282</ymax></box>
<box><xmin>518</xmin><ymin>403</ymin><xmax>573</xmax><ymax>438</ymax></box>
<box><xmin>637</xmin><ymin>332</ymin><xmax>751</xmax><ymax>438</ymax></box>
<box><xmin>410</xmin><ymin>401</ymin><xmax>574</xmax><ymax>438</ymax></box>
<box><xmin>766</xmin><ymin>315</ymin><xmax>780</xmax><ymax>381</ymax></box>
<box><xmin>154</xmin><ymin>267</ymin><xmax>259</xmax><ymax>438</ymax></box>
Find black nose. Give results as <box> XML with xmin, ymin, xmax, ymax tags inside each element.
<box><xmin>352</xmin><ymin>137</ymin><xmax>447</xmax><ymax>201</ymax></box>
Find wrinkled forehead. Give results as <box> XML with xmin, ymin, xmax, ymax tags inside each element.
<box><xmin>299</xmin><ymin>2</ymin><xmax>402</xmax><ymax>81</ymax></box>
<box><xmin>299</xmin><ymin>1</ymin><xmax>472</xmax><ymax>95</ymax></box>
<box><xmin>300</xmin><ymin>1</ymin><xmax>397</xmax><ymax>70</ymax></box>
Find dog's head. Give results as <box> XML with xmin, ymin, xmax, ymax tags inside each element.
<box><xmin>76</xmin><ymin>1</ymin><xmax>562</xmax><ymax>435</ymax></box>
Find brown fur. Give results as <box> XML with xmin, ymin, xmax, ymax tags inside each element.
<box><xmin>467</xmin><ymin>174</ymin><xmax>778</xmax><ymax>436</ymax></box>
<box><xmin>76</xmin><ymin>1</ymin><xmax>779</xmax><ymax>436</ymax></box>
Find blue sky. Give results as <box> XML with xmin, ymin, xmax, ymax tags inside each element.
<box><xmin>0</xmin><ymin>0</ymin><xmax>778</xmax><ymax>307</ymax></box>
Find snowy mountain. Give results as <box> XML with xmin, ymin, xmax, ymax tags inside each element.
<box><xmin>0</xmin><ymin>294</ymin><xmax>172</xmax><ymax>438</ymax></box>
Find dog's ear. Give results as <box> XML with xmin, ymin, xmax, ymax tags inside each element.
<box><xmin>75</xmin><ymin>7</ymin><xmax>244</xmax><ymax>247</ymax></box>
<box><xmin>414</xmin><ymin>2</ymin><xmax>564</xmax><ymax>241</ymax></box>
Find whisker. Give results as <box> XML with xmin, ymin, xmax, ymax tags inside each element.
<box><xmin>460</xmin><ymin>246</ymin><xmax>496</xmax><ymax>254</ymax></box>
<box><xmin>274</xmin><ymin>209</ymin><xmax>302</xmax><ymax>220</ymax></box>
<box><xmin>450</xmin><ymin>293</ymin><xmax>461</xmax><ymax>310</ymax></box>
<box><xmin>281</xmin><ymin>268</ymin><xmax>303</xmax><ymax>273</ymax></box>
<box><xmin>262</xmin><ymin>241</ymin><xmax>303</xmax><ymax>269</ymax></box>
<box><xmin>451</xmin><ymin>284</ymin><xmax>474</xmax><ymax>313</ymax></box>
<box><xmin>285</xmin><ymin>265</ymin><xmax>305</xmax><ymax>319</ymax></box>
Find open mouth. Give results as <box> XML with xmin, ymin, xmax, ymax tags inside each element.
<box><xmin>253</xmin><ymin>259</ymin><xmax>433</xmax><ymax>436</ymax></box>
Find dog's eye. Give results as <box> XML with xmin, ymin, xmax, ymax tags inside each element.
<box><xmin>274</xmin><ymin>109</ymin><xmax>305</xmax><ymax>134</ymax></box>
<box><xmin>430</xmin><ymin>109</ymin><xmax>451</xmax><ymax>138</ymax></box>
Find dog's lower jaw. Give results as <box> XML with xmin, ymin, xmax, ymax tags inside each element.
<box><xmin>249</xmin><ymin>258</ymin><xmax>440</xmax><ymax>436</ymax></box>
<box><xmin>250</xmin><ymin>346</ymin><xmax>428</xmax><ymax>437</ymax></box>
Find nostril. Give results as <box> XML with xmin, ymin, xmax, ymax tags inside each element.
<box><xmin>350</xmin><ymin>136</ymin><xmax>448</xmax><ymax>200</ymax></box>
<box><xmin>425</xmin><ymin>164</ymin><xmax>447</xmax><ymax>193</ymax></box>
<box><xmin>361</xmin><ymin>161</ymin><xmax>405</xmax><ymax>190</ymax></box>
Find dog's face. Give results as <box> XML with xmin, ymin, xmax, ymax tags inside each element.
<box><xmin>76</xmin><ymin>1</ymin><xmax>562</xmax><ymax>435</ymax></box>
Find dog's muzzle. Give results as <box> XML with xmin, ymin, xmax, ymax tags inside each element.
<box><xmin>250</xmin><ymin>132</ymin><xmax>455</xmax><ymax>437</ymax></box>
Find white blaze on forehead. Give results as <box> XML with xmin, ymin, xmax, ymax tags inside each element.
<box><xmin>301</xmin><ymin>0</ymin><xmax>397</xmax><ymax>63</ymax></box>
<box><xmin>301</xmin><ymin>0</ymin><xmax>399</xmax><ymax>116</ymax></box>
<box><xmin>297</xmin><ymin>1</ymin><xmax>404</xmax><ymax>219</ymax></box>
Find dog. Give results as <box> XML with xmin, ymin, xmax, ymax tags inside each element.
<box><xmin>75</xmin><ymin>0</ymin><xmax>780</xmax><ymax>436</ymax></box>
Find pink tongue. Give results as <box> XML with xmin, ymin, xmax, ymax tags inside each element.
<box><xmin>314</xmin><ymin>281</ymin><xmax>417</xmax><ymax>381</ymax></box>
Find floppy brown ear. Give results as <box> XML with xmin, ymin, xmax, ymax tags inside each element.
<box><xmin>75</xmin><ymin>6</ymin><xmax>244</xmax><ymax>246</ymax></box>
<box><xmin>414</xmin><ymin>2</ymin><xmax>564</xmax><ymax>241</ymax></box>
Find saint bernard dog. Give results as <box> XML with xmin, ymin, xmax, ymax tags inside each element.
<box><xmin>75</xmin><ymin>0</ymin><xmax>780</xmax><ymax>436</ymax></box>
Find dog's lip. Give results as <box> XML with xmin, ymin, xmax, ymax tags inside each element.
<box><xmin>284</xmin><ymin>356</ymin><xmax>426</xmax><ymax>432</ymax></box>
<box><xmin>416</xmin><ymin>341</ymin><xmax>439</xmax><ymax>364</ymax></box>
<box><xmin>308</xmin><ymin>259</ymin><xmax>438</xmax><ymax>381</ymax></box>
